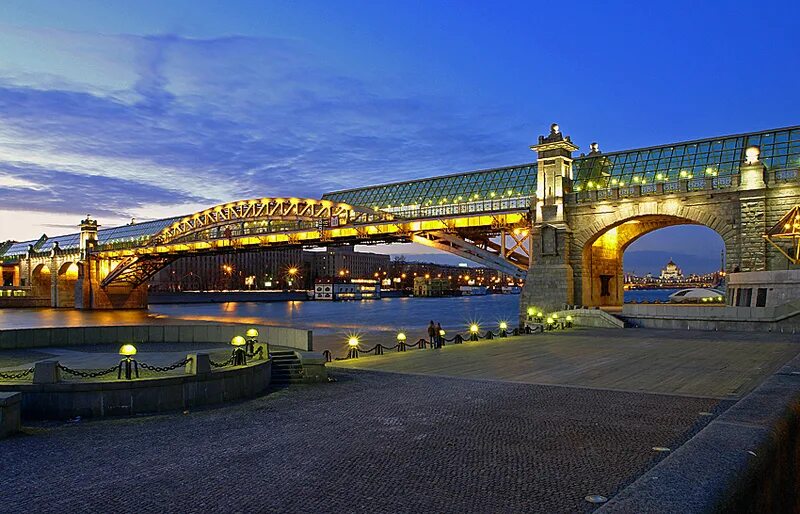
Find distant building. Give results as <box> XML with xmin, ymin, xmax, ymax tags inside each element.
<box><xmin>314</xmin><ymin>277</ymin><xmax>381</xmax><ymax>300</ymax></box>
<box><xmin>659</xmin><ymin>259</ymin><xmax>683</xmax><ymax>281</ymax></box>
<box><xmin>413</xmin><ymin>276</ymin><xmax>452</xmax><ymax>297</ymax></box>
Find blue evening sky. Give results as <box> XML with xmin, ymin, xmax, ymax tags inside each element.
<box><xmin>0</xmin><ymin>0</ymin><xmax>798</xmax><ymax>272</ymax></box>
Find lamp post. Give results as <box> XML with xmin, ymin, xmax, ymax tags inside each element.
<box><xmin>396</xmin><ymin>332</ymin><xmax>406</xmax><ymax>352</ymax></box>
<box><xmin>565</xmin><ymin>315</ymin><xmax>573</xmax><ymax>328</ymax></box>
<box><xmin>347</xmin><ymin>336</ymin><xmax>360</xmax><ymax>359</ymax></box>
<box><xmin>469</xmin><ymin>323</ymin><xmax>480</xmax><ymax>341</ymax></box>
<box><xmin>231</xmin><ymin>335</ymin><xmax>247</xmax><ymax>365</ymax></box>
<box><xmin>499</xmin><ymin>321</ymin><xmax>508</xmax><ymax>338</ymax></box>
<box><xmin>245</xmin><ymin>328</ymin><xmax>259</xmax><ymax>354</ymax></box>
<box><xmin>117</xmin><ymin>344</ymin><xmax>139</xmax><ymax>380</ymax></box>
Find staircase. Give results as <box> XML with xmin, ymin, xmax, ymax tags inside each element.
<box><xmin>269</xmin><ymin>350</ymin><xmax>304</xmax><ymax>386</ymax></box>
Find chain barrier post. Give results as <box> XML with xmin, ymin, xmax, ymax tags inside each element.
<box><xmin>33</xmin><ymin>360</ymin><xmax>60</xmax><ymax>384</ymax></box>
<box><xmin>187</xmin><ymin>353</ymin><xmax>211</xmax><ymax>375</ymax></box>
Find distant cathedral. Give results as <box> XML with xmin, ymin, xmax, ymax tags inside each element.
<box><xmin>659</xmin><ymin>259</ymin><xmax>683</xmax><ymax>281</ymax></box>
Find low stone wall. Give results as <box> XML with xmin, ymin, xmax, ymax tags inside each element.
<box><xmin>621</xmin><ymin>301</ymin><xmax>800</xmax><ymax>333</ymax></box>
<box><xmin>0</xmin><ymin>323</ymin><xmax>313</xmax><ymax>351</ymax></box>
<box><xmin>297</xmin><ymin>352</ymin><xmax>329</xmax><ymax>383</ymax></box>
<box><xmin>599</xmin><ymin>354</ymin><xmax>800</xmax><ymax>513</ymax></box>
<box><xmin>0</xmin><ymin>392</ymin><xmax>21</xmax><ymax>438</ymax></box>
<box><xmin>1</xmin><ymin>359</ymin><xmax>271</xmax><ymax>420</ymax></box>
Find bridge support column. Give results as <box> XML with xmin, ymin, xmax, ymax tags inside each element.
<box><xmin>738</xmin><ymin>156</ymin><xmax>768</xmax><ymax>272</ymax></box>
<box><xmin>521</xmin><ymin>123</ymin><xmax>579</xmax><ymax>322</ymax></box>
<box><xmin>75</xmin><ymin>258</ymin><xmax>148</xmax><ymax>310</ymax></box>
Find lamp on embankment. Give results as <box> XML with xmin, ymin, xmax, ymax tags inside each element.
<box><xmin>231</xmin><ymin>335</ymin><xmax>247</xmax><ymax>365</ymax></box>
<box><xmin>499</xmin><ymin>321</ymin><xmax>508</xmax><ymax>337</ymax></box>
<box><xmin>118</xmin><ymin>344</ymin><xmax>139</xmax><ymax>380</ymax></box>
<box><xmin>245</xmin><ymin>328</ymin><xmax>259</xmax><ymax>354</ymax></box>
<box><xmin>469</xmin><ymin>323</ymin><xmax>480</xmax><ymax>341</ymax></box>
<box><xmin>347</xmin><ymin>336</ymin><xmax>360</xmax><ymax>359</ymax></box>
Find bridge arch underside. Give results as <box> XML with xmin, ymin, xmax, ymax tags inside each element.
<box><xmin>56</xmin><ymin>261</ymin><xmax>78</xmax><ymax>308</ymax></box>
<box><xmin>31</xmin><ymin>263</ymin><xmax>51</xmax><ymax>298</ymax></box>
<box><xmin>572</xmin><ymin>212</ymin><xmax>733</xmax><ymax>308</ymax></box>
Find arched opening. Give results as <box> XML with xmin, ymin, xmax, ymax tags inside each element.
<box><xmin>580</xmin><ymin>215</ymin><xmax>728</xmax><ymax>308</ymax></box>
<box><xmin>31</xmin><ymin>263</ymin><xmax>51</xmax><ymax>298</ymax></box>
<box><xmin>57</xmin><ymin>262</ymin><xmax>79</xmax><ymax>307</ymax></box>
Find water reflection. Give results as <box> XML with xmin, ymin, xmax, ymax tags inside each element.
<box><xmin>0</xmin><ymin>295</ymin><xmax>522</xmax><ymax>335</ymax></box>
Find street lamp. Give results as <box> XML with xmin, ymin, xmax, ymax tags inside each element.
<box><xmin>499</xmin><ymin>321</ymin><xmax>508</xmax><ymax>337</ymax></box>
<box><xmin>118</xmin><ymin>344</ymin><xmax>139</xmax><ymax>380</ymax></box>
<box><xmin>245</xmin><ymin>328</ymin><xmax>259</xmax><ymax>354</ymax></box>
<box><xmin>231</xmin><ymin>335</ymin><xmax>247</xmax><ymax>365</ymax></box>
<box><xmin>347</xmin><ymin>336</ymin><xmax>360</xmax><ymax>359</ymax></box>
<box><xmin>469</xmin><ymin>323</ymin><xmax>480</xmax><ymax>341</ymax></box>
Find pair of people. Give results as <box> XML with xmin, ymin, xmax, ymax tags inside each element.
<box><xmin>427</xmin><ymin>320</ymin><xmax>444</xmax><ymax>349</ymax></box>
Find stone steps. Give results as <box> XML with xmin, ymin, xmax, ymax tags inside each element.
<box><xmin>269</xmin><ymin>350</ymin><xmax>303</xmax><ymax>386</ymax></box>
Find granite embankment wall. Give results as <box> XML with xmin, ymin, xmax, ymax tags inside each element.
<box><xmin>0</xmin><ymin>323</ymin><xmax>313</xmax><ymax>351</ymax></box>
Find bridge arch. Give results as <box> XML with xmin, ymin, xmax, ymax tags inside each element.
<box><xmin>31</xmin><ymin>263</ymin><xmax>51</xmax><ymax>298</ymax></box>
<box><xmin>572</xmin><ymin>203</ymin><xmax>734</xmax><ymax>307</ymax></box>
<box><xmin>56</xmin><ymin>261</ymin><xmax>79</xmax><ymax>307</ymax></box>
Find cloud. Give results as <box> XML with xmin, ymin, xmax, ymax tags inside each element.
<box><xmin>0</xmin><ymin>26</ymin><xmax>525</xmax><ymax>240</ymax></box>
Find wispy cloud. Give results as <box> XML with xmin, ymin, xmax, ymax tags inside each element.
<box><xmin>0</xmin><ymin>26</ymin><xmax>524</xmax><ymax>239</ymax></box>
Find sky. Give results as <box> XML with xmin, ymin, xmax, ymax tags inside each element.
<box><xmin>0</xmin><ymin>0</ymin><xmax>798</xmax><ymax>273</ymax></box>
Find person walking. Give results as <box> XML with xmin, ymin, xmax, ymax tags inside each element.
<box><xmin>427</xmin><ymin>321</ymin><xmax>436</xmax><ymax>349</ymax></box>
<box><xmin>435</xmin><ymin>322</ymin><xmax>444</xmax><ymax>349</ymax></box>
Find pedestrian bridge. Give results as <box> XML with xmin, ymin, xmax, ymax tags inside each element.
<box><xmin>2</xmin><ymin>123</ymin><xmax>799</xmax><ymax>311</ymax></box>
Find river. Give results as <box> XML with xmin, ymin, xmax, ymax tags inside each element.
<box><xmin>0</xmin><ymin>291</ymin><xmax>674</xmax><ymax>354</ymax></box>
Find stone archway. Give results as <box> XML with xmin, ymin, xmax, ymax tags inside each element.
<box><xmin>571</xmin><ymin>203</ymin><xmax>735</xmax><ymax>308</ymax></box>
<box><xmin>31</xmin><ymin>263</ymin><xmax>51</xmax><ymax>299</ymax></box>
<box><xmin>56</xmin><ymin>262</ymin><xmax>79</xmax><ymax>307</ymax></box>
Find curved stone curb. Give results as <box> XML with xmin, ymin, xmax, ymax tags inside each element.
<box><xmin>597</xmin><ymin>354</ymin><xmax>800</xmax><ymax>513</ymax></box>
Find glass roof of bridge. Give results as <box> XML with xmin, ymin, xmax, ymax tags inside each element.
<box><xmin>573</xmin><ymin>126</ymin><xmax>800</xmax><ymax>189</ymax></box>
<box><xmin>322</xmin><ymin>125</ymin><xmax>800</xmax><ymax>208</ymax></box>
<box><xmin>0</xmin><ymin>217</ymin><xmax>183</xmax><ymax>259</ymax></box>
<box><xmin>322</xmin><ymin>163</ymin><xmax>538</xmax><ymax>214</ymax></box>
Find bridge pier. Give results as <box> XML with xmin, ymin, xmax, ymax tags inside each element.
<box><xmin>75</xmin><ymin>259</ymin><xmax>148</xmax><ymax>310</ymax></box>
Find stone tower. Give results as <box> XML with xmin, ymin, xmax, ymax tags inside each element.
<box><xmin>520</xmin><ymin>123</ymin><xmax>579</xmax><ymax>320</ymax></box>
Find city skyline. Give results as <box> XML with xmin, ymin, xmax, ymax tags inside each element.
<box><xmin>2</xmin><ymin>0</ymin><xmax>800</xmax><ymax>268</ymax></box>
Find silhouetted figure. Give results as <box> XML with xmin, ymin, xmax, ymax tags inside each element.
<box><xmin>427</xmin><ymin>321</ymin><xmax>436</xmax><ymax>348</ymax></box>
<box><xmin>435</xmin><ymin>322</ymin><xmax>443</xmax><ymax>348</ymax></box>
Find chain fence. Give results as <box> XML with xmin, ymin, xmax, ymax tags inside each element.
<box><xmin>0</xmin><ymin>367</ymin><xmax>34</xmax><ymax>381</ymax></box>
<box><xmin>331</xmin><ymin>322</ymin><xmax>564</xmax><ymax>361</ymax></box>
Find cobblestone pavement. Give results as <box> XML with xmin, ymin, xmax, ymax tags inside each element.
<box><xmin>0</xmin><ymin>369</ymin><xmax>728</xmax><ymax>514</ymax></box>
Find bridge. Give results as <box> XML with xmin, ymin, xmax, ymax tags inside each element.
<box><xmin>2</xmin><ymin>123</ymin><xmax>799</xmax><ymax>317</ymax></box>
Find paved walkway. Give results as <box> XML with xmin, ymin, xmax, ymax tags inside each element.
<box><xmin>332</xmin><ymin>328</ymin><xmax>800</xmax><ymax>398</ymax></box>
<box><xmin>0</xmin><ymin>369</ymin><xmax>726</xmax><ymax>514</ymax></box>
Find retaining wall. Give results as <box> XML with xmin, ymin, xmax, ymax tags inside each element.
<box><xmin>621</xmin><ymin>302</ymin><xmax>800</xmax><ymax>333</ymax></box>
<box><xmin>0</xmin><ymin>392</ymin><xmax>21</xmax><ymax>437</ymax></box>
<box><xmin>0</xmin><ymin>323</ymin><xmax>313</xmax><ymax>351</ymax></box>
<box><xmin>1</xmin><ymin>359</ymin><xmax>271</xmax><ymax>420</ymax></box>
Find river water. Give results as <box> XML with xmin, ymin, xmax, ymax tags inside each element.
<box><xmin>0</xmin><ymin>291</ymin><xmax>674</xmax><ymax>354</ymax></box>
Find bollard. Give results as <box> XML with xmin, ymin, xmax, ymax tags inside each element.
<box><xmin>33</xmin><ymin>360</ymin><xmax>60</xmax><ymax>384</ymax></box>
<box><xmin>187</xmin><ymin>353</ymin><xmax>211</xmax><ymax>375</ymax></box>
